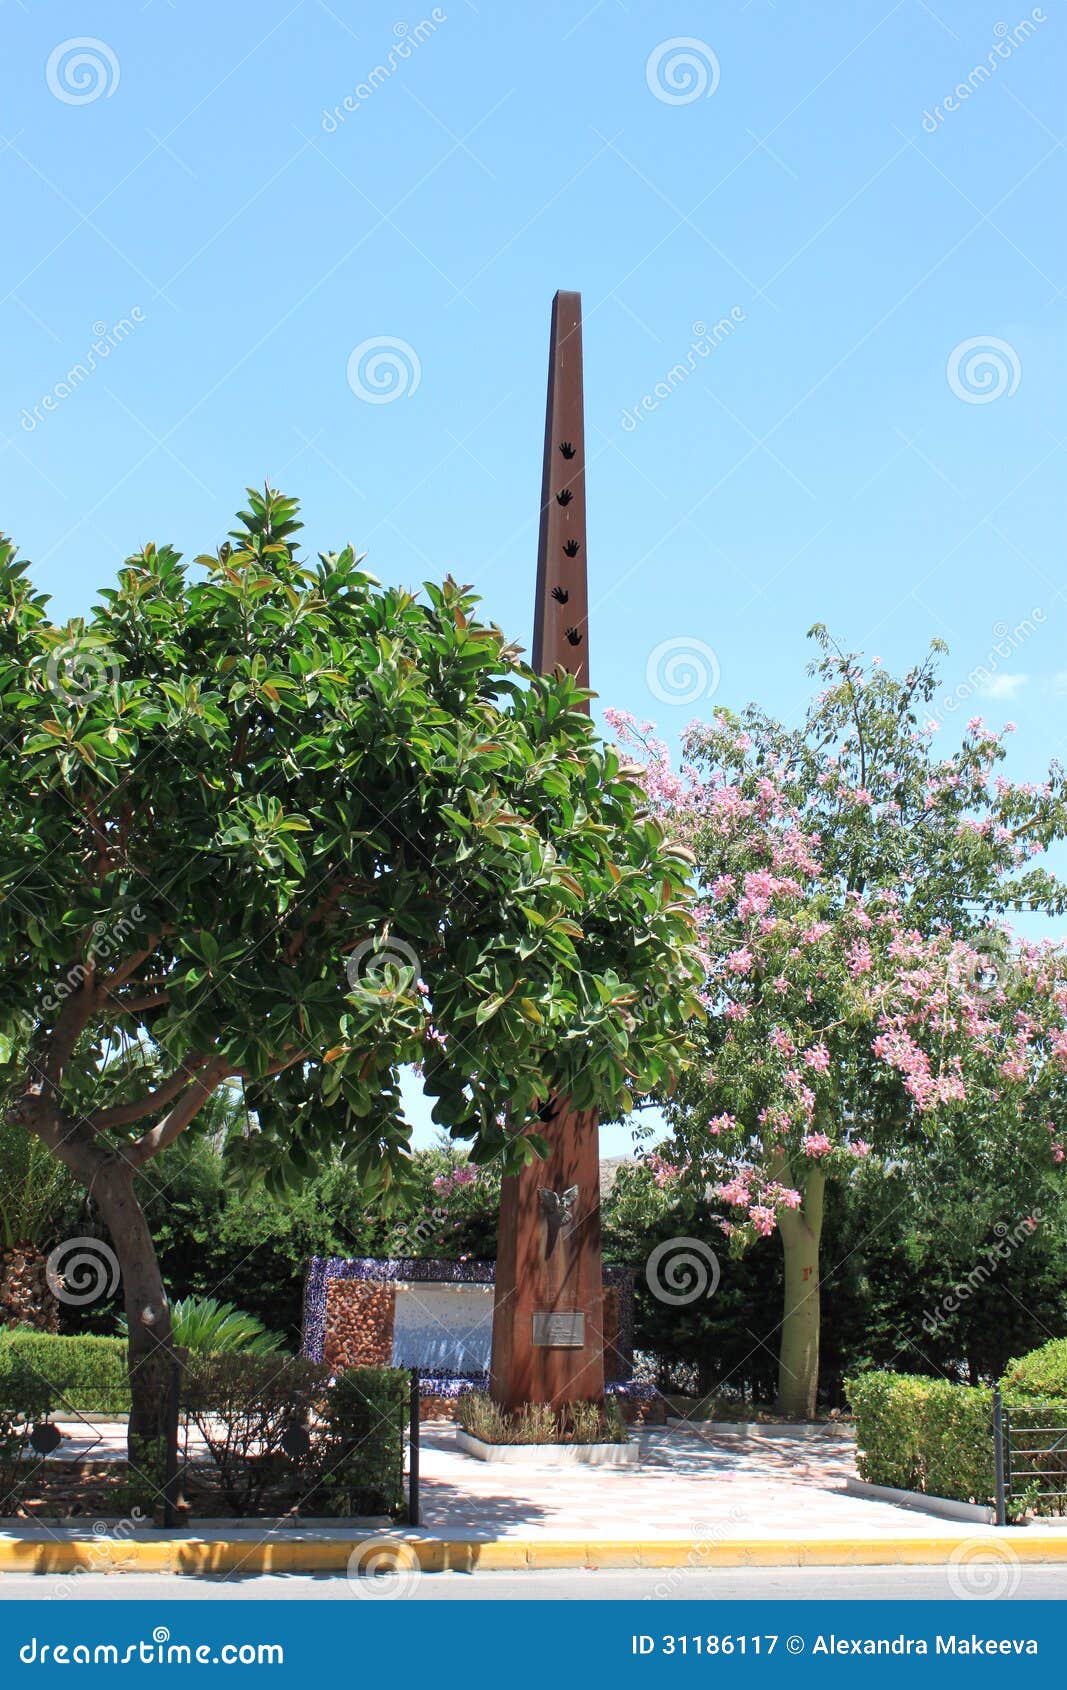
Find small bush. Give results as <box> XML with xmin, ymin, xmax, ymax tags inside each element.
<box><xmin>1001</xmin><ymin>1337</ymin><xmax>1067</xmax><ymax>1401</ymax></box>
<box><xmin>458</xmin><ymin>1391</ymin><xmax>627</xmax><ymax>1445</ymax></box>
<box><xmin>181</xmin><ymin>1353</ymin><xmax>324</xmax><ymax>1516</ymax></box>
<box><xmin>0</xmin><ymin>1331</ymin><xmax>128</xmax><ymax>1415</ymax></box>
<box><xmin>304</xmin><ymin>1368</ymin><xmax>409</xmax><ymax>1519</ymax></box>
<box><xmin>0</xmin><ymin>1356</ymin><xmax>55</xmax><ymax>1516</ymax></box>
<box><xmin>118</xmin><ymin>1296</ymin><xmax>284</xmax><ymax>1356</ymax></box>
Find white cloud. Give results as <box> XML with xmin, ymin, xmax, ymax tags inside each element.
<box><xmin>976</xmin><ymin>673</ymin><xmax>1029</xmax><ymax>700</ymax></box>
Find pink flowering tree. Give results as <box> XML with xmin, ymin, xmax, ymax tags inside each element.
<box><xmin>608</xmin><ymin>630</ymin><xmax>1067</xmax><ymax>1417</ymax></box>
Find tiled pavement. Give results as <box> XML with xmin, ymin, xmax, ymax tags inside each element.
<box><xmin>415</xmin><ymin>1422</ymin><xmax>996</xmax><ymax>1541</ymax></box>
<box><xmin>35</xmin><ymin>1417</ymin><xmax>1034</xmax><ymax>1543</ymax></box>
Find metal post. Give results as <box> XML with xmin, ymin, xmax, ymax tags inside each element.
<box><xmin>993</xmin><ymin>1383</ymin><xmax>1007</xmax><ymax>1528</ymax></box>
<box><xmin>162</xmin><ymin>1358</ymin><xmax>181</xmax><ymax>1530</ymax></box>
<box><xmin>408</xmin><ymin>1368</ymin><xmax>420</xmax><ymax>1528</ymax></box>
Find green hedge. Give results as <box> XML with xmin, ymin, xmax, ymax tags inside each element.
<box><xmin>846</xmin><ymin>1370</ymin><xmax>1067</xmax><ymax>1513</ymax></box>
<box><xmin>305</xmin><ymin>1368</ymin><xmax>410</xmax><ymax>1518</ymax></box>
<box><xmin>0</xmin><ymin>1332</ymin><xmax>129</xmax><ymax>1415</ymax></box>
<box><xmin>845</xmin><ymin>1372</ymin><xmax>994</xmax><ymax>1503</ymax></box>
<box><xmin>1002</xmin><ymin>1337</ymin><xmax>1067</xmax><ymax>1401</ymax></box>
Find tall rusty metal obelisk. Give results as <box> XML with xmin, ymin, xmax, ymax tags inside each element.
<box><xmin>490</xmin><ymin>291</ymin><xmax>605</xmax><ymax>1413</ymax></box>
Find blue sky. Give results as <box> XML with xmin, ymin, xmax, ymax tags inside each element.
<box><xmin>2</xmin><ymin>0</ymin><xmax>1065</xmax><ymax>1153</ymax></box>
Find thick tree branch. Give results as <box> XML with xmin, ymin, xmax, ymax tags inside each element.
<box><xmin>100</xmin><ymin>939</ymin><xmax>168</xmax><ymax>992</ymax></box>
<box><xmin>41</xmin><ymin>975</ymin><xmax>98</xmax><ymax>1096</ymax></box>
<box><xmin>87</xmin><ymin>1052</ymin><xmax>217</xmax><ymax>1132</ymax></box>
<box><xmin>126</xmin><ymin>1056</ymin><xmax>233</xmax><ymax>1167</ymax></box>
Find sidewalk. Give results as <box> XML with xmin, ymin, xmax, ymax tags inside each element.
<box><xmin>4</xmin><ymin>1420</ymin><xmax>1066</xmax><ymax>1574</ymax></box>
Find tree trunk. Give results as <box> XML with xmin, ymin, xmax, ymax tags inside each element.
<box><xmin>774</xmin><ymin>1167</ymin><xmax>825</xmax><ymax>1420</ymax></box>
<box><xmin>88</xmin><ymin>1157</ymin><xmax>176</xmax><ymax>1475</ymax></box>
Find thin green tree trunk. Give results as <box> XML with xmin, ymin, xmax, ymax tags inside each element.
<box><xmin>774</xmin><ymin>1166</ymin><xmax>825</xmax><ymax>1419</ymax></box>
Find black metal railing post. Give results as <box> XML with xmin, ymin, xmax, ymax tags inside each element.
<box><xmin>408</xmin><ymin>1368</ymin><xmax>420</xmax><ymax>1527</ymax></box>
<box><xmin>993</xmin><ymin>1383</ymin><xmax>1007</xmax><ymax>1528</ymax></box>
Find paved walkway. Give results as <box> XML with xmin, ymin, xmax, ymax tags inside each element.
<box><xmin>28</xmin><ymin>1417</ymin><xmax>1060</xmax><ymax>1545</ymax></box>
<box><xmin>415</xmin><ymin>1422</ymin><xmax>1005</xmax><ymax>1541</ymax></box>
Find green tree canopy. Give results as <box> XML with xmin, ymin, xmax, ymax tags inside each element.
<box><xmin>0</xmin><ymin>486</ymin><xmax>701</xmax><ymax>1445</ymax></box>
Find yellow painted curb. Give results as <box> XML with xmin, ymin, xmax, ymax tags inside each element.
<box><xmin>4</xmin><ymin>1534</ymin><xmax>1067</xmax><ymax>1576</ymax></box>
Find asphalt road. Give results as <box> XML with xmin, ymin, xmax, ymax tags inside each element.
<box><xmin>2</xmin><ymin>1566</ymin><xmax>1066</xmax><ymax>1600</ymax></box>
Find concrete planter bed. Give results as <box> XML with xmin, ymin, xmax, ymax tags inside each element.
<box><xmin>667</xmin><ymin>1416</ymin><xmax>853</xmax><ymax>1441</ymax></box>
<box><xmin>455</xmin><ymin>1429</ymin><xmax>639</xmax><ymax>1466</ymax></box>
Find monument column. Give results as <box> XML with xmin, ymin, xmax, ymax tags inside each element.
<box><xmin>490</xmin><ymin>291</ymin><xmax>605</xmax><ymax>1413</ymax></box>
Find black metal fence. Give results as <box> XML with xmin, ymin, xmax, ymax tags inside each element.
<box><xmin>408</xmin><ymin>1367</ymin><xmax>420</xmax><ymax>1527</ymax></box>
<box><xmin>993</xmin><ymin>1384</ymin><xmax>1067</xmax><ymax>1525</ymax></box>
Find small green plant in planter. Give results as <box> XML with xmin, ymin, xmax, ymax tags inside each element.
<box><xmin>458</xmin><ymin>1392</ymin><xmax>627</xmax><ymax>1445</ymax></box>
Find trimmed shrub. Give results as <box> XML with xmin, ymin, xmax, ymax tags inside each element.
<box><xmin>846</xmin><ymin>1372</ymin><xmax>995</xmax><ymax>1503</ymax></box>
<box><xmin>0</xmin><ymin>1331</ymin><xmax>128</xmax><ymax>1415</ymax></box>
<box><xmin>0</xmin><ymin>1356</ymin><xmax>54</xmax><ymax>1516</ymax></box>
<box><xmin>1001</xmin><ymin>1337</ymin><xmax>1067</xmax><ymax>1401</ymax></box>
<box><xmin>181</xmin><ymin>1353</ymin><xmax>324</xmax><ymax>1517</ymax></box>
<box><xmin>305</xmin><ymin>1368</ymin><xmax>409</xmax><ymax>1519</ymax></box>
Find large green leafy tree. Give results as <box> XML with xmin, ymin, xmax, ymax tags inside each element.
<box><xmin>0</xmin><ymin>487</ymin><xmax>700</xmax><ymax>1453</ymax></box>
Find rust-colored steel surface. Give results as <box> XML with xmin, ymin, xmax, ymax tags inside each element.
<box><xmin>532</xmin><ymin>290</ymin><xmax>590</xmax><ymax>691</ymax></box>
<box><xmin>490</xmin><ymin>291</ymin><xmax>605</xmax><ymax>1413</ymax></box>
